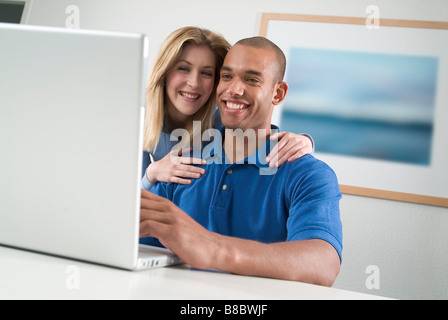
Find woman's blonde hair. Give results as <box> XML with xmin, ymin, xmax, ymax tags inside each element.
<box><xmin>143</xmin><ymin>26</ymin><xmax>231</xmax><ymax>152</ymax></box>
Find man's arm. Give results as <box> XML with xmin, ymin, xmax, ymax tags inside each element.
<box><xmin>140</xmin><ymin>189</ymin><xmax>340</xmax><ymax>287</ymax></box>
<box><xmin>217</xmin><ymin>237</ymin><xmax>340</xmax><ymax>287</ymax></box>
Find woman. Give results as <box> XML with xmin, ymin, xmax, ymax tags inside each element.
<box><xmin>141</xmin><ymin>26</ymin><xmax>313</xmax><ymax>189</ymax></box>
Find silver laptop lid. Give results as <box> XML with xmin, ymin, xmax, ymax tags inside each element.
<box><xmin>0</xmin><ymin>23</ymin><xmax>148</xmax><ymax>270</ymax></box>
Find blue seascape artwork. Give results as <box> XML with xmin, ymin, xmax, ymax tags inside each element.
<box><xmin>281</xmin><ymin>47</ymin><xmax>438</xmax><ymax>165</ymax></box>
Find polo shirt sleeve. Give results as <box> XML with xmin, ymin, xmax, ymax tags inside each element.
<box><xmin>286</xmin><ymin>161</ymin><xmax>343</xmax><ymax>261</ymax></box>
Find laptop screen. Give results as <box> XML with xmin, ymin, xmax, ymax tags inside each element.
<box><xmin>0</xmin><ymin>1</ymin><xmax>25</xmax><ymax>24</ymax></box>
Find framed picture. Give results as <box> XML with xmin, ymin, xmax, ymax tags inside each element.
<box><xmin>260</xmin><ymin>13</ymin><xmax>448</xmax><ymax>207</ymax></box>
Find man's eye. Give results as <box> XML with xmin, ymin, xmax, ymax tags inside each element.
<box><xmin>221</xmin><ymin>73</ymin><xmax>232</xmax><ymax>80</ymax></box>
<box><xmin>247</xmin><ymin>78</ymin><xmax>260</xmax><ymax>84</ymax></box>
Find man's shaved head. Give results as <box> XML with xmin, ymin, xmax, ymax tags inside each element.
<box><xmin>233</xmin><ymin>36</ymin><xmax>286</xmax><ymax>83</ymax></box>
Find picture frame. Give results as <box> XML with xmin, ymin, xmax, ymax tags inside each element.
<box><xmin>260</xmin><ymin>13</ymin><xmax>448</xmax><ymax>207</ymax></box>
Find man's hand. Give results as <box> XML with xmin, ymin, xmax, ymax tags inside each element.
<box><xmin>139</xmin><ymin>189</ymin><xmax>340</xmax><ymax>286</ymax></box>
<box><xmin>139</xmin><ymin>189</ymin><xmax>220</xmax><ymax>270</ymax></box>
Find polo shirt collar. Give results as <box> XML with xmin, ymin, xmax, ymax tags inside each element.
<box><xmin>205</xmin><ymin>125</ymin><xmax>280</xmax><ymax>171</ymax></box>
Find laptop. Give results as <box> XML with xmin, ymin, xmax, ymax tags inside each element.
<box><xmin>0</xmin><ymin>23</ymin><xmax>181</xmax><ymax>270</ymax></box>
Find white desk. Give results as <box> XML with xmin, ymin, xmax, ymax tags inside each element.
<box><xmin>0</xmin><ymin>246</ymin><xmax>389</xmax><ymax>300</ymax></box>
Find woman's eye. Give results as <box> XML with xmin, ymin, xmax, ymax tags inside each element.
<box><xmin>202</xmin><ymin>71</ymin><xmax>214</xmax><ymax>77</ymax></box>
<box><xmin>178</xmin><ymin>66</ymin><xmax>190</xmax><ymax>72</ymax></box>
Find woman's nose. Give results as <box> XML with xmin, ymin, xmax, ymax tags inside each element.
<box><xmin>187</xmin><ymin>72</ymin><xmax>200</xmax><ymax>89</ymax></box>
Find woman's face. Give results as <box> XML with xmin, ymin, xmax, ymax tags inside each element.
<box><xmin>165</xmin><ymin>44</ymin><xmax>217</xmax><ymax>126</ymax></box>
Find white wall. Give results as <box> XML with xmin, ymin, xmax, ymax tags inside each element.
<box><xmin>20</xmin><ymin>0</ymin><xmax>448</xmax><ymax>299</ymax></box>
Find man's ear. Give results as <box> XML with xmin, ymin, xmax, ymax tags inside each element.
<box><xmin>272</xmin><ymin>81</ymin><xmax>289</xmax><ymax>106</ymax></box>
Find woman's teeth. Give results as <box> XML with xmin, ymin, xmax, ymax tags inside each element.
<box><xmin>181</xmin><ymin>92</ymin><xmax>199</xmax><ymax>100</ymax></box>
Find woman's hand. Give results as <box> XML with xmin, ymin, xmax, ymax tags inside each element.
<box><xmin>146</xmin><ymin>148</ymin><xmax>206</xmax><ymax>185</ymax></box>
<box><xmin>266</xmin><ymin>132</ymin><xmax>314</xmax><ymax>168</ymax></box>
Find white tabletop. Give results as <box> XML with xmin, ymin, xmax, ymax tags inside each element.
<box><xmin>0</xmin><ymin>246</ymin><xmax>389</xmax><ymax>300</ymax></box>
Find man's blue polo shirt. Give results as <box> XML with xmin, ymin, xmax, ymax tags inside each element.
<box><xmin>140</xmin><ymin>126</ymin><xmax>343</xmax><ymax>260</ymax></box>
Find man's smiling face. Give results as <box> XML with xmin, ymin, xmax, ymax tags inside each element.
<box><xmin>216</xmin><ymin>44</ymin><xmax>285</xmax><ymax>133</ymax></box>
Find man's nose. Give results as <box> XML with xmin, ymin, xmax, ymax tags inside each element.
<box><xmin>226</xmin><ymin>78</ymin><xmax>244</xmax><ymax>96</ymax></box>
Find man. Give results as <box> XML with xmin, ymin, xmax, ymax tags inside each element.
<box><xmin>140</xmin><ymin>37</ymin><xmax>342</xmax><ymax>287</ymax></box>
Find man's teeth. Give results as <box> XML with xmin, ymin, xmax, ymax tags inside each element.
<box><xmin>227</xmin><ymin>102</ymin><xmax>247</xmax><ymax>110</ymax></box>
<box><xmin>181</xmin><ymin>92</ymin><xmax>199</xmax><ymax>99</ymax></box>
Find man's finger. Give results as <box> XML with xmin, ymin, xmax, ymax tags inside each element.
<box><xmin>139</xmin><ymin>218</ymin><xmax>169</xmax><ymax>238</ymax></box>
<box><xmin>140</xmin><ymin>197</ymin><xmax>166</xmax><ymax>212</ymax></box>
<box><xmin>141</xmin><ymin>189</ymin><xmax>169</xmax><ymax>204</ymax></box>
<box><xmin>139</xmin><ymin>205</ymin><xmax>174</xmax><ymax>225</ymax></box>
